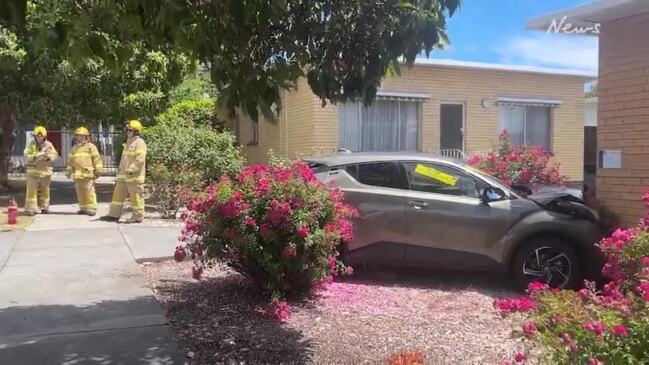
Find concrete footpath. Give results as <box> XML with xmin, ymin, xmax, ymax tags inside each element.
<box><xmin>0</xmin><ymin>203</ymin><xmax>185</xmax><ymax>364</ymax></box>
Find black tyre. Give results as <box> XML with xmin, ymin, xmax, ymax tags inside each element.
<box><xmin>511</xmin><ymin>237</ymin><xmax>581</xmax><ymax>291</ymax></box>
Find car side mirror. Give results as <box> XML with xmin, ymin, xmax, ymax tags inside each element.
<box><xmin>482</xmin><ymin>187</ymin><xmax>506</xmax><ymax>204</ymax></box>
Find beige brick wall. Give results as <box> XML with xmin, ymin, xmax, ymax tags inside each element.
<box><xmin>313</xmin><ymin>66</ymin><xmax>585</xmax><ymax>181</ymax></box>
<box><xmin>238</xmin><ymin>64</ymin><xmax>586</xmax><ymax>182</ymax></box>
<box><xmin>597</xmin><ymin>13</ymin><xmax>649</xmax><ymax>226</ymax></box>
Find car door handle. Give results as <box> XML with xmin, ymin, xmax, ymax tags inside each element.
<box><xmin>408</xmin><ymin>201</ymin><xmax>429</xmax><ymax>209</ymax></box>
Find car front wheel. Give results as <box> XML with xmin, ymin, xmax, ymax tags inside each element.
<box><xmin>512</xmin><ymin>237</ymin><xmax>581</xmax><ymax>291</ymax></box>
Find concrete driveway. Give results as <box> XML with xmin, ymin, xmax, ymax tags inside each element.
<box><xmin>0</xmin><ymin>201</ymin><xmax>185</xmax><ymax>364</ymax></box>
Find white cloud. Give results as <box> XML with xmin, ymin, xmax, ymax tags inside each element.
<box><xmin>497</xmin><ymin>33</ymin><xmax>598</xmax><ymax>72</ymax></box>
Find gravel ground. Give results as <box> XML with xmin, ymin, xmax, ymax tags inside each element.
<box><xmin>141</xmin><ymin>260</ymin><xmax>524</xmax><ymax>364</ymax></box>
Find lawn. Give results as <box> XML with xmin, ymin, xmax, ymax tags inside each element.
<box><xmin>141</xmin><ymin>260</ymin><xmax>523</xmax><ymax>364</ymax></box>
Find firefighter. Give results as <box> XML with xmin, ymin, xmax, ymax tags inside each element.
<box><xmin>66</xmin><ymin>127</ymin><xmax>103</xmax><ymax>216</ymax></box>
<box><xmin>23</xmin><ymin>126</ymin><xmax>59</xmax><ymax>215</ymax></box>
<box><xmin>100</xmin><ymin>120</ymin><xmax>147</xmax><ymax>223</ymax></box>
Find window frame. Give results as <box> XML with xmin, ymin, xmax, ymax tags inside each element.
<box><xmin>400</xmin><ymin>160</ymin><xmax>487</xmax><ymax>200</ymax></box>
<box><xmin>343</xmin><ymin>161</ymin><xmax>409</xmax><ymax>190</ymax></box>
<box><xmin>246</xmin><ymin>119</ymin><xmax>259</xmax><ymax>146</ymax></box>
<box><xmin>500</xmin><ymin>104</ymin><xmax>553</xmax><ymax>152</ymax></box>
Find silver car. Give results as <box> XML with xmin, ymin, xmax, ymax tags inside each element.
<box><xmin>306</xmin><ymin>152</ymin><xmax>605</xmax><ymax>290</ymax></box>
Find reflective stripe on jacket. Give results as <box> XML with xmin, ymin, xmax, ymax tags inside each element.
<box><xmin>116</xmin><ymin>136</ymin><xmax>146</xmax><ymax>183</ymax></box>
<box><xmin>24</xmin><ymin>141</ymin><xmax>58</xmax><ymax>178</ymax></box>
<box><xmin>67</xmin><ymin>142</ymin><xmax>103</xmax><ymax>180</ymax></box>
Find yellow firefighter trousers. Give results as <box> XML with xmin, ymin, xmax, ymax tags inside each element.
<box><xmin>74</xmin><ymin>178</ymin><xmax>97</xmax><ymax>213</ymax></box>
<box><xmin>108</xmin><ymin>181</ymin><xmax>145</xmax><ymax>220</ymax></box>
<box><xmin>25</xmin><ymin>175</ymin><xmax>51</xmax><ymax>213</ymax></box>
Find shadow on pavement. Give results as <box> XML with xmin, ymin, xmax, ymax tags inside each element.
<box><xmin>1</xmin><ymin>178</ymin><xmax>114</xmax><ymax>208</ymax></box>
<box><xmin>153</xmin><ymin>274</ymin><xmax>313</xmax><ymax>364</ymax></box>
<box><xmin>0</xmin><ymin>298</ymin><xmax>185</xmax><ymax>365</ymax></box>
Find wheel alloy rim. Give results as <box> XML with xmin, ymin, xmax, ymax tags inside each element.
<box><xmin>522</xmin><ymin>246</ymin><xmax>572</xmax><ymax>289</ymax></box>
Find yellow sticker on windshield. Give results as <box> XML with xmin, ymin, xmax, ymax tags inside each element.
<box><xmin>414</xmin><ymin>164</ymin><xmax>458</xmax><ymax>186</ymax></box>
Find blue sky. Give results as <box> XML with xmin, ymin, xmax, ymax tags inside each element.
<box><xmin>425</xmin><ymin>0</ymin><xmax>598</xmax><ymax>73</ymax></box>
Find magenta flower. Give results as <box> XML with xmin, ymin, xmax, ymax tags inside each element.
<box><xmin>611</xmin><ymin>324</ymin><xmax>629</xmax><ymax>336</ymax></box>
<box><xmin>296</xmin><ymin>225</ymin><xmax>310</xmax><ymax>238</ymax></box>
<box><xmin>513</xmin><ymin>352</ymin><xmax>527</xmax><ymax>363</ymax></box>
<box><xmin>527</xmin><ymin>281</ymin><xmax>550</xmax><ymax>296</ymax></box>
<box><xmin>583</xmin><ymin>321</ymin><xmax>606</xmax><ymax>336</ymax></box>
<box><xmin>522</xmin><ymin>320</ymin><xmax>537</xmax><ymax>336</ymax></box>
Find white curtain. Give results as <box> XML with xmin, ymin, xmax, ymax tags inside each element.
<box><xmin>501</xmin><ymin>106</ymin><xmax>525</xmax><ymax>145</ymax></box>
<box><xmin>526</xmin><ymin>107</ymin><xmax>551</xmax><ymax>150</ymax></box>
<box><xmin>339</xmin><ymin>100</ymin><xmax>420</xmax><ymax>152</ymax></box>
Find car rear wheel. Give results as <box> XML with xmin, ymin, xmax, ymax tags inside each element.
<box><xmin>512</xmin><ymin>237</ymin><xmax>581</xmax><ymax>291</ymax></box>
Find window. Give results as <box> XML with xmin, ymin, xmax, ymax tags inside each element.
<box><xmin>248</xmin><ymin>119</ymin><xmax>259</xmax><ymax>145</ymax></box>
<box><xmin>338</xmin><ymin>99</ymin><xmax>420</xmax><ymax>152</ymax></box>
<box><xmin>501</xmin><ymin>105</ymin><xmax>551</xmax><ymax>150</ymax></box>
<box><xmin>354</xmin><ymin>162</ymin><xmax>406</xmax><ymax>189</ymax></box>
<box><xmin>403</xmin><ymin>162</ymin><xmax>484</xmax><ymax>199</ymax></box>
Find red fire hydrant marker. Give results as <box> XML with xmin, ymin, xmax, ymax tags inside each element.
<box><xmin>7</xmin><ymin>198</ymin><xmax>18</xmax><ymax>225</ymax></box>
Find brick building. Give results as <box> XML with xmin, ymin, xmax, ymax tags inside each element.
<box><xmin>233</xmin><ymin>59</ymin><xmax>592</xmax><ymax>183</ymax></box>
<box><xmin>529</xmin><ymin>0</ymin><xmax>649</xmax><ymax>225</ymax></box>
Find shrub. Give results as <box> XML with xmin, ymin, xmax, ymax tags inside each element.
<box><xmin>155</xmin><ymin>99</ymin><xmax>219</xmax><ymax>129</ymax></box>
<box><xmin>143</xmin><ymin>100</ymin><xmax>243</xmax><ymax>217</ymax></box>
<box><xmin>147</xmin><ymin>164</ymin><xmax>202</xmax><ymax>218</ymax></box>
<box><xmin>468</xmin><ymin>130</ymin><xmax>565</xmax><ymax>187</ymax></box>
<box><xmin>176</xmin><ymin>160</ymin><xmax>357</xmax><ymax>300</ymax></box>
<box><xmin>496</xmin><ymin>189</ymin><xmax>649</xmax><ymax>364</ymax></box>
<box><xmin>144</xmin><ymin>109</ymin><xmax>243</xmax><ymax>183</ymax></box>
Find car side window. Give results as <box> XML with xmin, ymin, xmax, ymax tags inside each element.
<box><xmin>356</xmin><ymin>162</ymin><xmax>406</xmax><ymax>189</ymax></box>
<box><xmin>403</xmin><ymin>162</ymin><xmax>482</xmax><ymax>198</ymax></box>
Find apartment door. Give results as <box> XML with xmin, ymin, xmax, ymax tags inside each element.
<box><xmin>440</xmin><ymin>104</ymin><xmax>464</xmax><ymax>152</ymax></box>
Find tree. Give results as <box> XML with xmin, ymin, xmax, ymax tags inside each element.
<box><xmin>2</xmin><ymin>0</ymin><xmax>460</xmax><ymax>121</ymax></box>
<box><xmin>1</xmin><ymin>5</ymin><xmax>190</xmax><ymax>187</ymax></box>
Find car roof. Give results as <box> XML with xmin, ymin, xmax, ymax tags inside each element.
<box><xmin>304</xmin><ymin>152</ymin><xmax>467</xmax><ymax>168</ymax></box>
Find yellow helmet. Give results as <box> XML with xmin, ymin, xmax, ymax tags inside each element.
<box><xmin>33</xmin><ymin>126</ymin><xmax>47</xmax><ymax>137</ymax></box>
<box><xmin>127</xmin><ymin>119</ymin><xmax>143</xmax><ymax>133</ymax></box>
<box><xmin>75</xmin><ymin>126</ymin><xmax>90</xmax><ymax>136</ymax></box>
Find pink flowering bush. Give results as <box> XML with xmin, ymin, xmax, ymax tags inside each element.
<box><xmin>176</xmin><ymin>161</ymin><xmax>357</xmax><ymax>303</ymax></box>
<box><xmin>497</xmin><ymin>190</ymin><xmax>649</xmax><ymax>364</ymax></box>
<box><xmin>468</xmin><ymin>130</ymin><xmax>565</xmax><ymax>187</ymax></box>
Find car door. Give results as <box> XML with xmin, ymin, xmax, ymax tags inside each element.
<box><xmin>400</xmin><ymin>161</ymin><xmax>516</xmax><ymax>269</ymax></box>
<box><xmin>325</xmin><ymin>162</ymin><xmax>408</xmax><ymax>264</ymax></box>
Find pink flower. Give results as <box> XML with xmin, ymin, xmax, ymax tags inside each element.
<box><xmin>344</xmin><ymin>266</ymin><xmax>354</xmax><ymax>276</ymax></box>
<box><xmin>587</xmin><ymin>358</ymin><xmax>603</xmax><ymax>365</ymax></box>
<box><xmin>550</xmin><ymin>315</ymin><xmax>563</xmax><ymax>325</ymax></box>
<box><xmin>259</xmin><ymin>223</ymin><xmax>271</xmax><ymax>238</ymax></box>
<box><xmin>192</xmin><ymin>266</ymin><xmax>203</xmax><ymax>281</ymax></box>
<box><xmin>578</xmin><ymin>288</ymin><xmax>591</xmax><ymax>300</ymax></box>
<box><xmin>568</xmin><ymin>342</ymin><xmax>579</xmax><ymax>353</ymax></box>
<box><xmin>245</xmin><ymin>216</ymin><xmax>257</xmax><ymax>228</ymax></box>
<box><xmin>328</xmin><ymin>256</ymin><xmax>337</xmax><ymax>272</ymax></box>
<box><xmin>174</xmin><ymin>247</ymin><xmax>186</xmax><ymax>262</ymax></box>
<box><xmin>513</xmin><ymin>352</ymin><xmax>527</xmax><ymax>363</ymax></box>
<box><xmin>527</xmin><ymin>281</ymin><xmax>550</xmax><ymax>296</ymax></box>
<box><xmin>193</xmin><ymin>243</ymin><xmax>205</xmax><ymax>257</ymax></box>
<box><xmin>265</xmin><ymin>300</ymin><xmax>291</xmax><ymax>322</ymax></box>
<box><xmin>522</xmin><ymin>320</ymin><xmax>537</xmax><ymax>336</ymax></box>
<box><xmin>493</xmin><ymin>296</ymin><xmax>537</xmax><ymax>314</ymax></box>
<box><xmin>611</xmin><ymin>324</ymin><xmax>629</xmax><ymax>336</ymax></box>
<box><xmin>296</xmin><ymin>226</ymin><xmax>310</xmax><ymax>238</ymax></box>
<box><xmin>642</xmin><ymin>189</ymin><xmax>649</xmax><ymax>207</ymax></box>
<box><xmin>467</xmin><ymin>155</ymin><xmax>482</xmax><ymax>165</ymax></box>
<box><xmin>559</xmin><ymin>333</ymin><xmax>572</xmax><ymax>343</ymax></box>
<box><xmin>642</xmin><ymin>257</ymin><xmax>649</xmax><ymax>267</ymax></box>
<box><xmin>265</xmin><ymin>200</ymin><xmax>293</xmax><ymax>227</ymax></box>
<box><xmin>583</xmin><ymin>321</ymin><xmax>605</xmax><ymax>336</ymax></box>
<box><xmin>282</xmin><ymin>244</ymin><xmax>297</xmax><ymax>259</ymax></box>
